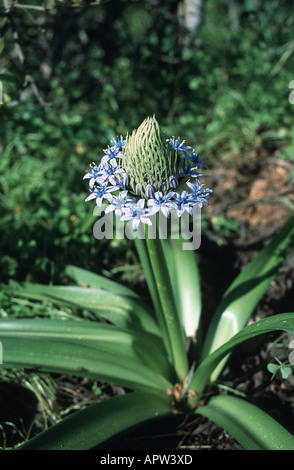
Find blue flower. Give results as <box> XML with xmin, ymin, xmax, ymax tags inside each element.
<box><xmin>172</xmin><ymin>191</ymin><xmax>197</xmax><ymax>217</ymax></box>
<box><xmin>101</xmin><ymin>161</ymin><xmax>124</xmax><ymax>186</ymax></box>
<box><xmin>85</xmin><ymin>182</ymin><xmax>119</xmax><ymax>207</ymax></box>
<box><xmin>83</xmin><ymin>117</ymin><xmax>213</xmax><ymax>232</ymax></box>
<box><xmin>111</xmin><ymin>136</ymin><xmax>127</xmax><ymax>151</ymax></box>
<box><xmin>121</xmin><ymin>199</ymin><xmax>152</xmax><ymax>231</ymax></box>
<box><xmin>101</xmin><ymin>148</ymin><xmax>119</xmax><ymax>165</ymax></box>
<box><xmin>147</xmin><ymin>191</ymin><xmax>178</xmax><ymax>218</ymax></box>
<box><xmin>179</xmin><ymin>158</ymin><xmax>202</xmax><ymax>178</ymax></box>
<box><xmin>186</xmin><ymin>151</ymin><xmax>208</xmax><ymax>169</ymax></box>
<box><xmin>105</xmin><ymin>190</ymin><xmax>131</xmax><ymax>217</ymax></box>
<box><xmin>114</xmin><ymin>171</ymin><xmax>129</xmax><ymax>188</ymax></box>
<box><xmin>186</xmin><ymin>181</ymin><xmax>213</xmax><ymax>207</ymax></box>
<box><xmin>83</xmin><ymin>163</ymin><xmax>107</xmax><ymax>188</ymax></box>
<box><xmin>168</xmin><ymin>137</ymin><xmax>192</xmax><ymax>154</ymax></box>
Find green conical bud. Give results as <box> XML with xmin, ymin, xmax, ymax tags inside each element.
<box><xmin>122</xmin><ymin>116</ymin><xmax>179</xmax><ymax>197</ymax></box>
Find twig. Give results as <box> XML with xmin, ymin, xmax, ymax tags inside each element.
<box><xmin>10</xmin><ymin>4</ymin><xmax>47</xmax><ymax>12</ymax></box>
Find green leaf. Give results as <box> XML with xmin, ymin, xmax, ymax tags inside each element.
<box><xmin>134</xmin><ymin>237</ymin><xmax>169</xmax><ymax>347</ymax></box>
<box><xmin>201</xmin><ymin>214</ymin><xmax>294</xmax><ymax>373</ymax></box>
<box><xmin>6</xmin><ymin>281</ymin><xmax>160</xmax><ymax>338</ymax></box>
<box><xmin>64</xmin><ymin>264</ymin><xmax>139</xmax><ymax>298</ymax></box>
<box><xmin>197</xmin><ymin>394</ymin><xmax>294</xmax><ymax>450</ymax></box>
<box><xmin>0</xmin><ymin>37</ymin><xmax>4</xmax><ymax>56</ymax></box>
<box><xmin>0</xmin><ymin>318</ymin><xmax>175</xmax><ymax>393</ymax></box>
<box><xmin>267</xmin><ymin>363</ymin><xmax>279</xmax><ymax>375</ymax></box>
<box><xmin>280</xmin><ymin>366</ymin><xmax>292</xmax><ymax>379</ymax></box>
<box><xmin>145</xmin><ymin>235</ymin><xmax>189</xmax><ymax>383</ymax></box>
<box><xmin>19</xmin><ymin>391</ymin><xmax>174</xmax><ymax>450</ymax></box>
<box><xmin>190</xmin><ymin>312</ymin><xmax>294</xmax><ymax>397</ymax></box>
<box><xmin>160</xmin><ymin>236</ymin><xmax>201</xmax><ymax>339</ymax></box>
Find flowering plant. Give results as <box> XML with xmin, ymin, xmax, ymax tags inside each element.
<box><xmin>83</xmin><ymin>116</ymin><xmax>212</xmax><ymax>231</ymax></box>
<box><xmin>1</xmin><ymin>117</ymin><xmax>294</xmax><ymax>450</ymax></box>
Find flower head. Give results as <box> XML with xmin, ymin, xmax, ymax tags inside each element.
<box><xmin>122</xmin><ymin>116</ymin><xmax>179</xmax><ymax>197</ymax></box>
<box><xmin>83</xmin><ymin>116</ymin><xmax>212</xmax><ymax>231</ymax></box>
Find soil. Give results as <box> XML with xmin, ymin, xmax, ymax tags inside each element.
<box><xmin>1</xmin><ymin>142</ymin><xmax>294</xmax><ymax>451</ymax></box>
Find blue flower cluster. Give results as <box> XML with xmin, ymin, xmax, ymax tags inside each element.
<box><xmin>84</xmin><ymin>135</ymin><xmax>212</xmax><ymax>231</ymax></box>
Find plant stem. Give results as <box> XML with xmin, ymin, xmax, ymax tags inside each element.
<box><xmin>134</xmin><ymin>238</ymin><xmax>173</xmax><ymax>361</ymax></box>
<box><xmin>145</xmin><ymin>234</ymin><xmax>189</xmax><ymax>383</ymax></box>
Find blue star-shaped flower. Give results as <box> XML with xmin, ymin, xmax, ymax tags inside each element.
<box><xmin>85</xmin><ymin>182</ymin><xmax>119</xmax><ymax>207</ymax></box>
<box><xmin>83</xmin><ymin>163</ymin><xmax>107</xmax><ymax>188</ymax></box>
<box><xmin>179</xmin><ymin>158</ymin><xmax>202</xmax><ymax>178</ymax></box>
<box><xmin>168</xmin><ymin>137</ymin><xmax>192</xmax><ymax>153</ymax></box>
<box><xmin>186</xmin><ymin>181</ymin><xmax>213</xmax><ymax>207</ymax></box>
<box><xmin>172</xmin><ymin>191</ymin><xmax>197</xmax><ymax>217</ymax></box>
<box><xmin>186</xmin><ymin>151</ymin><xmax>208</xmax><ymax>169</ymax></box>
<box><xmin>147</xmin><ymin>191</ymin><xmax>178</xmax><ymax>218</ymax></box>
<box><xmin>105</xmin><ymin>190</ymin><xmax>131</xmax><ymax>217</ymax></box>
<box><xmin>121</xmin><ymin>199</ymin><xmax>152</xmax><ymax>231</ymax></box>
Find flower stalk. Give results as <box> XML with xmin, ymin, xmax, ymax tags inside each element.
<box><xmin>145</xmin><ymin>229</ymin><xmax>189</xmax><ymax>383</ymax></box>
<box><xmin>84</xmin><ymin>115</ymin><xmax>212</xmax><ymax>385</ymax></box>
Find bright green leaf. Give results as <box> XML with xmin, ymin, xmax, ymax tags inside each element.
<box><xmin>197</xmin><ymin>394</ymin><xmax>294</xmax><ymax>450</ymax></box>
<box><xmin>6</xmin><ymin>281</ymin><xmax>160</xmax><ymax>338</ymax></box>
<box><xmin>190</xmin><ymin>312</ymin><xmax>294</xmax><ymax>397</ymax></box>
<box><xmin>160</xmin><ymin>236</ymin><xmax>201</xmax><ymax>340</ymax></box>
<box><xmin>64</xmin><ymin>264</ymin><xmax>139</xmax><ymax>298</ymax></box>
<box><xmin>19</xmin><ymin>391</ymin><xmax>174</xmax><ymax>450</ymax></box>
<box><xmin>201</xmin><ymin>214</ymin><xmax>294</xmax><ymax>377</ymax></box>
<box><xmin>0</xmin><ymin>318</ymin><xmax>175</xmax><ymax>392</ymax></box>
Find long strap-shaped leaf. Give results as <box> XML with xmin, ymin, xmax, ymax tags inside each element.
<box><xmin>18</xmin><ymin>391</ymin><xmax>174</xmax><ymax>450</ymax></box>
<box><xmin>6</xmin><ymin>281</ymin><xmax>160</xmax><ymax>338</ymax></box>
<box><xmin>145</xmin><ymin>235</ymin><xmax>189</xmax><ymax>383</ymax></box>
<box><xmin>201</xmin><ymin>214</ymin><xmax>294</xmax><ymax>362</ymax></box>
<box><xmin>0</xmin><ymin>319</ymin><xmax>174</xmax><ymax>393</ymax></box>
<box><xmin>134</xmin><ymin>237</ymin><xmax>171</xmax><ymax>356</ymax></box>
<box><xmin>64</xmin><ymin>264</ymin><xmax>140</xmax><ymax>298</ymax></box>
<box><xmin>190</xmin><ymin>312</ymin><xmax>294</xmax><ymax>398</ymax></box>
<box><xmin>160</xmin><ymin>236</ymin><xmax>202</xmax><ymax>340</ymax></box>
<box><xmin>197</xmin><ymin>394</ymin><xmax>294</xmax><ymax>450</ymax></box>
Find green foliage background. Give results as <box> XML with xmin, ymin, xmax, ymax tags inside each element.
<box><xmin>0</xmin><ymin>0</ymin><xmax>293</xmax><ymax>285</ymax></box>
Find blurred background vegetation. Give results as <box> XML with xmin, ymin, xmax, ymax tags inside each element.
<box><xmin>0</xmin><ymin>0</ymin><xmax>293</xmax><ymax>291</ymax></box>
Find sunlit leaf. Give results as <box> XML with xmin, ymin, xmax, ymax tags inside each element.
<box><xmin>197</xmin><ymin>394</ymin><xmax>294</xmax><ymax>450</ymax></box>
<box><xmin>190</xmin><ymin>312</ymin><xmax>294</xmax><ymax>397</ymax></box>
<box><xmin>19</xmin><ymin>391</ymin><xmax>174</xmax><ymax>450</ymax></box>
<box><xmin>201</xmin><ymin>214</ymin><xmax>294</xmax><ymax>378</ymax></box>
<box><xmin>0</xmin><ymin>318</ymin><xmax>175</xmax><ymax>392</ymax></box>
<box><xmin>6</xmin><ymin>281</ymin><xmax>160</xmax><ymax>338</ymax></box>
